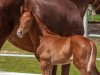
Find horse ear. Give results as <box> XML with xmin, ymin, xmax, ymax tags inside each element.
<box><xmin>20</xmin><ymin>6</ymin><xmax>24</xmax><ymax>14</ymax></box>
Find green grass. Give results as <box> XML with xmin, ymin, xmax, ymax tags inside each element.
<box><xmin>0</xmin><ymin>57</ymin><xmax>41</xmax><ymax>74</ymax></box>
<box><xmin>97</xmin><ymin>44</ymin><xmax>100</xmax><ymax>58</ymax></box>
<box><xmin>88</xmin><ymin>14</ymin><xmax>100</xmax><ymax>22</ymax></box>
<box><xmin>0</xmin><ymin>56</ymin><xmax>100</xmax><ymax>75</ymax></box>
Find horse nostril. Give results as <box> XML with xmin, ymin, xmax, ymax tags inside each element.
<box><xmin>19</xmin><ymin>31</ymin><xmax>23</xmax><ymax>34</ymax></box>
<box><xmin>17</xmin><ymin>30</ymin><xmax>24</xmax><ymax>38</ymax></box>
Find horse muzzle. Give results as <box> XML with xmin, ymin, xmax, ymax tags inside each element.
<box><xmin>17</xmin><ymin>29</ymin><xmax>24</xmax><ymax>38</ymax></box>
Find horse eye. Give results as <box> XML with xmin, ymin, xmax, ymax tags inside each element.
<box><xmin>28</xmin><ymin>20</ymin><xmax>31</xmax><ymax>23</ymax></box>
<box><xmin>28</xmin><ymin>20</ymin><xmax>31</xmax><ymax>22</ymax></box>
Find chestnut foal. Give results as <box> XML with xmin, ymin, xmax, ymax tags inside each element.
<box><xmin>17</xmin><ymin>11</ymin><xmax>97</xmax><ymax>75</ymax></box>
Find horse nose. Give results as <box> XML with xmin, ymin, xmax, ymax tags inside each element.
<box><xmin>17</xmin><ymin>30</ymin><xmax>23</xmax><ymax>35</ymax></box>
<box><xmin>17</xmin><ymin>30</ymin><xmax>23</xmax><ymax>38</ymax></box>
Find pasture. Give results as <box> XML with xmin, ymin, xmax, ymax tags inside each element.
<box><xmin>0</xmin><ymin>40</ymin><xmax>100</xmax><ymax>75</ymax></box>
<box><xmin>88</xmin><ymin>14</ymin><xmax>100</xmax><ymax>22</ymax></box>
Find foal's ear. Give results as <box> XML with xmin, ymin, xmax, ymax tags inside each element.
<box><xmin>20</xmin><ymin>5</ymin><xmax>27</xmax><ymax>14</ymax></box>
<box><xmin>20</xmin><ymin>6</ymin><xmax>24</xmax><ymax>14</ymax></box>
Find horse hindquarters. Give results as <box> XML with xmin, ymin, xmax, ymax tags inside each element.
<box><xmin>72</xmin><ymin>40</ymin><xmax>97</xmax><ymax>75</ymax></box>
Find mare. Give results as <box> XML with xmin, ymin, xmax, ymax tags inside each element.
<box><xmin>17</xmin><ymin>11</ymin><xmax>97</xmax><ymax>75</ymax></box>
<box><xmin>0</xmin><ymin>0</ymin><xmax>24</xmax><ymax>49</ymax></box>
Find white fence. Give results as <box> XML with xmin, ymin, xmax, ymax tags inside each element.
<box><xmin>83</xmin><ymin>11</ymin><xmax>100</xmax><ymax>38</ymax></box>
<box><xmin>0</xmin><ymin>54</ymin><xmax>35</xmax><ymax>58</ymax></box>
<box><xmin>0</xmin><ymin>72</ymin><xmax>41</xmax><ymax>75</ymax></box>
<box><xmin>0</xmin><ymin>53</ymin><xmax>100</xmax><ymax>60</ymax></box>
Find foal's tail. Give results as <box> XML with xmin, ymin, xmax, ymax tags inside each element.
<box><xmin>87</xmin><ymin>41</ymin><xmax>97</xmax><ymax>72</ymax></box>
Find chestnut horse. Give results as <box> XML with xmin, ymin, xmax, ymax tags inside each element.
<box><xmin>17</xmin><ymin>11</ymin><xmax>97</xmax><ymax>75</ymax></box>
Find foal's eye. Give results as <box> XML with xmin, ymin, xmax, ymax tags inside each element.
<box><xmin>28</xmin><ymin>20</ymin><xmax>31</xmax><ymax>23</ymax></box>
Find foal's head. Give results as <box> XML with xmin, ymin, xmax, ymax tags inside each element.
<box><xmin>17</xmin><ymin>11</ymin><xmax>34</xmax><ymax>38</ymax></box>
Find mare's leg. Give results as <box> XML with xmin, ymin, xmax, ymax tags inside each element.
<box><xmin>52</xmin><ymin>65</ymin><xmax>57</xmax><ymax>75</ymax></box>
<box><xmin>61</xmin><ymin>64</ymin><xmax>71</xmax><ymax>75</ymax></box>
<box><xmin>0</xmin><ymin>23</ymin><xmax>13</xmax><ymax>49</ymax></box>
<box><xmin>0</xmin><ymin>18</ymin><xmax>12</xmax><ymax>49</ymax></box>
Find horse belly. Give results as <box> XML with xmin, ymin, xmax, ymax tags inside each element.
<box><xmin>51</xmin><ymin>55</ymin><xmax>73</xmax><ymax>65</ymax></box>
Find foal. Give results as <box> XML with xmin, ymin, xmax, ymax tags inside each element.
<box><xmin>17</xmin><ymin>11</ymin><xmax>97</xmax><ymax>75</ymax></box>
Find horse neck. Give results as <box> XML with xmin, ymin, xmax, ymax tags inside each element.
<box><xmin>29</xmin><ymin>24</ymin><xmax>41</xmax><ymax>51</ymax></box>
<box><xmin>33</xmin><ymin>14</ymin><xmax>56</xmax><ymax>36</ymax></box>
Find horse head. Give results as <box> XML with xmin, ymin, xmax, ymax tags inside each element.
<box><xmin>17</xmin><ymin>11</ymin><xmax>33</xmax><ymax>38</ymax></box>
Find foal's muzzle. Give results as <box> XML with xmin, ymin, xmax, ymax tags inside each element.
<box><xmin>17</xmin><ymin>29</ymin><xmax>24</xmax><ymax>38</ymax></box>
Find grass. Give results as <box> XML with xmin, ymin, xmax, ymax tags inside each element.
<box><xmin>88</xmin><ymin>14</ymin><xmax>100</xmax><ymax>22</ymax></box>
<box><xmin>0</xmin><ymin>56</ymin><xmax>100</xmax><ymax>75</ymax></box>
<box><xmin>97</xmin><ymin>44</ymin><xmax>100</xmax><ymax>58</ymax></box>
<box><xmin>0</xmin><ymin>40</ymin><xmax>100</xmax><ymax>74</ymax></box>
<box><xmin>0</xmin><ymin>57</ymin><xmax>41</xmax><ymax>74</ymax></box>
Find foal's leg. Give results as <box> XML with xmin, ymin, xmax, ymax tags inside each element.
<box><xmin>40</xmin><ymin>60</ymin><xmax>53</xmax><ymax>75</ymax></box>
<box><xmin>73</xmin><ymin>59</ymin><xmax>91</xmax><ymax>75</ymax></box>
<box><xmin>61</xmin><ymin>64</ymin><xmax>71</xmax><ymax>75</ymax></box>
<box><xmin>52</xmin><ymin>65</ymin><xmax>57</xmax><ymax>75</ymax></box>
<box><xmin>90</xmin><ymin>65</ymin><xmax>99</xmax><ymax>75</ymax></box>
<box><xmin>73</xmin><ymin>48</ymin><xmax>91</xmax><ymax>75</ymax></box>
<box><xmin>79</xmin><ymin>69</ymin><xmax>91</xmax><ymax>75</ymax></box>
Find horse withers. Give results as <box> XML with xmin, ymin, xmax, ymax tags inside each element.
<box><xmin>17</xmin><ymin>11</ymin><xmax>97</xmax><ymax>75</ymax></box>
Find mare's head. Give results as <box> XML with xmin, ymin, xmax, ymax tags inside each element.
<box><xmin>17</xmin><ymin>11</ymin><xmax>33</xmax><ymax>38</ymax></box>
<box><xmin>89</xmin><ymin>0</ymin><xmax>100</xmax><ymax>10</ymax></box>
